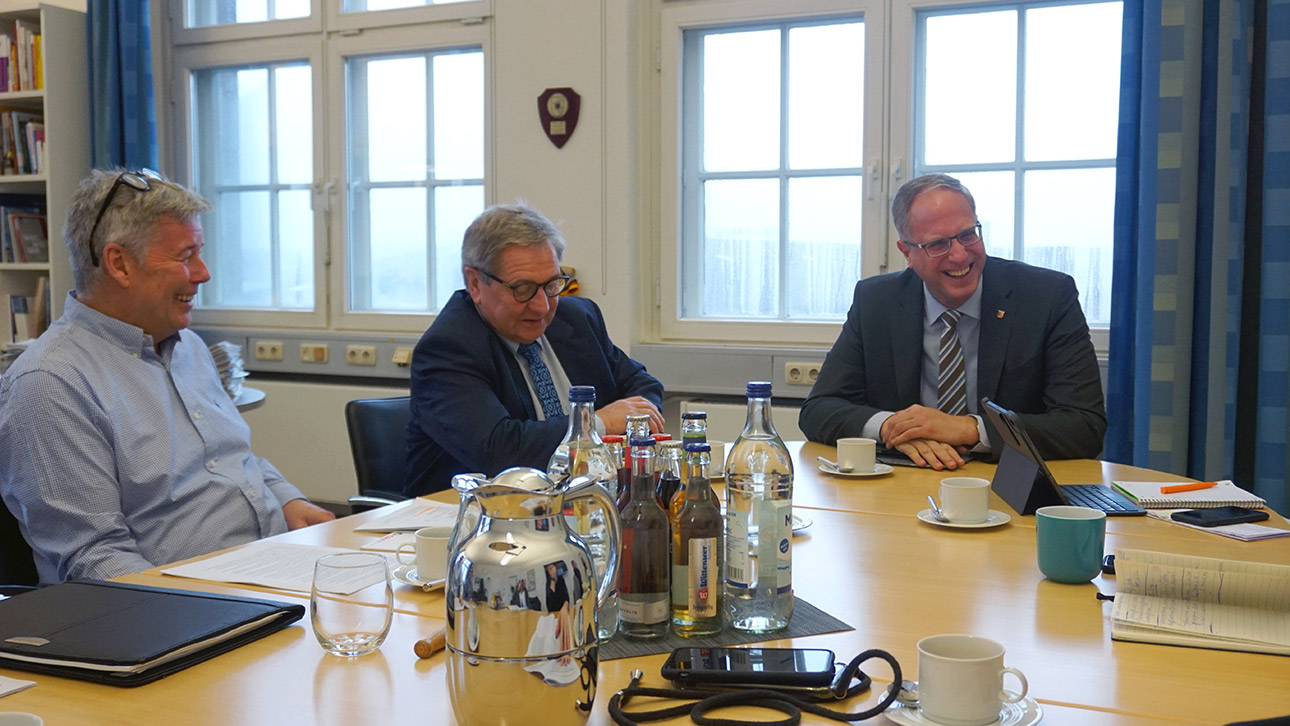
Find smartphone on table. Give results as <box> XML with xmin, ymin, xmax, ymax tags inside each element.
<box><xmin>661</xmin><ymin>646</ymin><xmax>837</xmax><ymax>689</ymax></box>
<box><xmin>1170</xmin><ymin>506</ymin><xmax>1269</xmax><ymax>527</ymax></box>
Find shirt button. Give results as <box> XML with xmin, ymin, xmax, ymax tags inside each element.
<box><xmin>193</xmin><ymin>411</ymin><xmax>202</xmax><ymax>420</ymax></box>
<box><xmin>248</xmin><ymin>490</ymin><xmax>258</xmax><ymax>500</ymax></box>
<box><xmin>207</xmin><ymin>459</ymin><xmax>218</xmax><ymax>469</ymax></box>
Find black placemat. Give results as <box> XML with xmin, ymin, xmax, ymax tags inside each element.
<box><xmin>599</xmin><ymin>597</ymin><xmax>852</xmax><ymax>661</ymax></box>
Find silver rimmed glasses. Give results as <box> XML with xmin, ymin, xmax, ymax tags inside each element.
<box><xmin>905</xmin><ymin>223</ymin><xmax>983</xmax><ymax>258</ymax></box>
<box><xmin>472</xmin><ymin>267</ymin><xmax>572</xmax><ymax>302</ymax></box>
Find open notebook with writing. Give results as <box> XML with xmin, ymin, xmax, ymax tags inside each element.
<box><xmin>1110</xmin><ymin>479</ymin><xmax>1266</xmax><ymax>509</ymax></box>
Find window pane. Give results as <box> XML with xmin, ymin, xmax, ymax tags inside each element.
<box><xmin>275</xmin><ymin>65</ymin><xmax>312</xmax><ymax>185</ymax></box>
<box><xmin>433</xmin><ymin>52</ymin><xmax>485</xmax><ymax>180</ymax></box>
<box><xmin>1024</xmin><ymin>3</ymin><xmax>1122</xmax><ymax>161</ymax></box>
<box><xmin>192</xmin><ymin>61</ymin><xmax>313</xmax><ymax>312</ymax></box>
<box><xmin>1023</xmin><ymin>168</ymin><xmax>1114</xmax><ymax>326</ymax></box>
<box><xmin>277</xmin><ymin>189</ymin><xmax>313</xmax><ymax>309</ymax></box>
<box><xmin>686</xmin><ymin>179</ymin><xmax>779</xmax><ymax>319</ymax></box>
<box><xmin>364</xmin><ymin>57</ymin><xmax>428</xmax><ymax>183</ymax></box>
<box><xmin>703</xmin><ymin>29</ymin><xmax>780</xmax><ymax>172</ymax></box>
<box><xmin>788</xmin><ymin>23</ymin><xmax>864</xmax><ymax>170</ymax></box>
<box><xmin>367</xmin><ymin>187</ymin><xmax>428</xmax><ymax>312</ymax></box>
<box><xmin>923</xmin><ymin>11</ymin><xmax>1017</xmax><ymax>165</ymax></box>
<box><xmin>786</xmin><ymin>176</ymin><xmax>862</xmax><ymax>318</ymax></box>
<box><xmin>951</xmin><ymin>171</ymin><xmax>1015</xmax><ymax>261</ymax></box>
<box><xmin>433</xmin><ymin>185</ymin><xmax>484</xmax><ymax>310</ymax></box>
<box><xmin>185</xmin><ymin>0</ymin><xmax>308</xmax><ymax>28</ymax></box>
<box><xmin>206</xmin><ymin>191</ymin><xmax>271</xmax><ymax>308</ymax></box>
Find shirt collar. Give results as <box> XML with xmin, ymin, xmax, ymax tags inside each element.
<box><xmin>64</xmin><ymin>292</ymin><xmax>178</xmax><ymax>358</ymax></box>
<box><xmin>921</xmin><ymin>281</ymin><xmax>983</xmax><ymax>325</ymax></box>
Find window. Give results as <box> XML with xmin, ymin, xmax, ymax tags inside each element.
<box><xmin>912</xmin><ymin>2</ymin><xmax>1122</xmax><ymax>327</ymax></box>
<box><xmin>681</xmin><ymin>20</ymin><xmax>866</xmax><ymax>321</ymax></box>
<box><xmin>169</xmin><ymin>5</ymin><xmax>490</xmax><ymax>331</ymax></box>
<box><xmin>191</xmin><ymin>62</ymin><xmax>315</xmax><ymax>311</ymax></box>
<box><xmin>659</xmin><ymin>0</ymin><xmax>1122</xmax><ymax>347</ymax></box>
<box><xmin>346</xmin><ymin>49</ymin><xmax>484</xmax><ymax>313</ymax></box>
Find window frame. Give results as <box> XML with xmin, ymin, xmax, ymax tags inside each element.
<box><xmin>325</xmin><ymin>21</ymin><xmax>493</xmax><ymax>334</ymax></box>
<box><xmin>172</xmin><ymin>35</ymin><xmax>330</xmax><ymax>330</ymax></box>
<box><xmin>168</xmin><ymin>0</ymin><xmax>322</xmax><ymax>44</ymax></box>
<box><xmin>655</xmin><ymin>0</ymin><xmax>888</xmax><ymax>346</ymax></box>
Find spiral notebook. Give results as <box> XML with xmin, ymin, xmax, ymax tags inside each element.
<box><xmin>1110</xmin><ymin>479</ymin><xmax>1266</xmax><ymax>509</ymax></box>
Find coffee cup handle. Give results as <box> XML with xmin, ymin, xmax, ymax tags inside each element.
<box><xmin>396</xmin><ymin>543</ymin><xmax>416</xmax><ymax>566</ymax></box>
<box><xmin>999</xmin><ymin>667</ymin><xmax>1028</xmax><ymax>702</ymax></box>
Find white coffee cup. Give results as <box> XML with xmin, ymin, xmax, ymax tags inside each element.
<box><xmin>836</xmin><ymin>437</ymin><xmax>876</xmax><ymax>473</ymax></box>
<box><xmin>917</xmin><ymin>634</ymin><xmax>1028</xmax><ymax>726</ymax></box>
<box><xmin>396</xmin><ymin>525</ymin><xmax>453</xmax><ymax>582</ymax></box>
<box><xmin>939</xmin><ymin>477</ymin><xmax>991</xmax><ymax>524</ymax></box>
<box><xmin>708</xmin><ymin>440</ymin><xmax>727</xmax><ymax>478</ymax></box>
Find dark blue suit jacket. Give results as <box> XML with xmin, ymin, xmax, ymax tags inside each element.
<box><xmin>798</xmin><ymin>257</ymin><xmax>1106</xmax><ymax>460</ymax></box>
<box><xmin>404</xmin><ymin>290</ymin><xmax>663</xmax><ymax>496</ymax></box>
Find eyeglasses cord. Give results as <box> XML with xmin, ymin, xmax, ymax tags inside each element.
<box><xmin>607</xmin><ymin>648</ymin><xmax>902</xmax><ymax>726</ymax></box>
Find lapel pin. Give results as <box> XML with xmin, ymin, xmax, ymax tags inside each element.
<box><xmin>997</xmin><ymin>310</ymin><xmax>1006</xmax><ymax>319</ymax></box>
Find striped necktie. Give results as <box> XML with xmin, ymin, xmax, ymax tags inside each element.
<box><xmin>937</xmin><ymin>310</ymin><xmax>967</xmax><ymax>416</ymax></box>
<box><xmin>517</xmin><ymin>342</ymin><xmax>564</xmax><ymax>419</ymax></box>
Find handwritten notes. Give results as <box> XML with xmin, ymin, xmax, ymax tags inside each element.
<box><xmin>1110</xmin><ymin>549</ymin><xmax>1290</xmax><ymax>654</ymax></box>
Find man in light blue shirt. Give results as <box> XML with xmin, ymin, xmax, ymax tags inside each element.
<box><xmin>0</xmin><ymin>169</ymin><xmax>334</xmax><ymax>584</ymax></box>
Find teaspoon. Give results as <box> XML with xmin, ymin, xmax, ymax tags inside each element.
<box><xmin>926</xmin><ymin>495</ymin><xmax>950</xmax><ymax>523</ymax></box>
<box><xmin>816</xmin><ymin>455</ymin><xmax>852</xmax><ymax>473</ymax></box>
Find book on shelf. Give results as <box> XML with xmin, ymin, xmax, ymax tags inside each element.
<box><xmin>1110</xmin><ymin>479</ymin><xmax>1266</xmax><ymax>509</ymax></box>
<box><xmin>9</xmin><ymin>211</ymin><xmax>45</xmax><ymax>262</ymax></box>
<box><xmin>8</xmin><ymin>293</ymin><xmax>29</xmax><ymax>343</ymax></box>
<box><xmin>0</xmin><ymin>193</ymin><xmax>44</xmax><ymax>262</ymax></box>
<box><xmin>1110</xmin><ymin>548</ymin><xmax>1290</xmax><ymax>656</ymax></box>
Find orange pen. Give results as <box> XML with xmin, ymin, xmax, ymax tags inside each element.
<box><xmin>1161</xmin><ymin>481</ymin><xmax>1218</xmax><ymax>494</ymax></box>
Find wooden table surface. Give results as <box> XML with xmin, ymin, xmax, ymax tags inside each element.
<box><xmin>3</xmin><ymin>444</ymin><xmax>1288</xmax><ymax>725</ymax></box>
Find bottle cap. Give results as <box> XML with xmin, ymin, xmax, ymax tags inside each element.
<box><xmin>652</xmin><ymin>433</ymin><xmax>673</xmax><ymax>441</ymax></box>
<box><xmin>683</xmin><ymin>443</ymin><xmax>711</xmax><ymax>453</ymax></box>
<box><xmin>658</xmin><ymin>440</ymin><xmax>683</xmax><ymax>451</ymax></box>
<box><xmin>746</xmin><ymin>381</ymin><xmax>773</xmax><ymax>398</ymax></box>
<box><xmin>568</xmin><ymin>385</ymin><xmax>596</xmax><ymax>403</ymax></box>
<box><xmin>681</xmin><ymin>411</ymin><xmax>706</xmax><ymax>420</ymax></box>
<box><xmin>602</xmin><ymin>434</ymin><xmax>624</xmax><ymax>443</ymax></box>
<box><xmin>627</xmin><ymin>436</ymin><xmax>656</xmax><ymax>448</ymax></box>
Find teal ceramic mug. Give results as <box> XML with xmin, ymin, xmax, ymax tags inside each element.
<box><xmin>1035</xmin><ymin>506</ymin><xmax>1105</xmax><ymax>583</ymax></box>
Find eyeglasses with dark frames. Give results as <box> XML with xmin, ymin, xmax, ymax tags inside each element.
<box><xmin>906</xmin><ymin>223</ymin><xmax>983</xmax><ymax>258</ymax></box>
<box><xmin>87</xmin><ymin>169</ymin><xmax>163</xmax><ymax>267</ymax></box>
<box><xmin>472</xmin><ymin>267</ymin><xmax>572</xmax><ymax>303</ymax></box>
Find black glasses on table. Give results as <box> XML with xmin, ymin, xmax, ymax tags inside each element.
<box><xmin>87</xmin><ymin>169</ymin><xmax>162</xmax><ymax>267</ymax></box>
<box><xmin>906</xmin><ymin>223</ymin><xmax>983</xmax><ymax>258</ymax></box>
<box><xmin>472</xmin><ymin>267</ymin><xmax>572</xmax><ymax>303</ymax></box>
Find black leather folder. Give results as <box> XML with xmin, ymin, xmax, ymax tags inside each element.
<box><xmin>0</xmin><ymin>580</ymin><xmax>305</xmax><ymax>686</ymax></box>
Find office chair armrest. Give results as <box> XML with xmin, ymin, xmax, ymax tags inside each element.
<box><xmin>347</xmin><ymin>495</ymin><xmax>405</xmax><ymax>509</ymax></box>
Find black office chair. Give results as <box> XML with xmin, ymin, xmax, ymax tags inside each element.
<box><xmin>344</xmin><ymin>396</ymin><xmax>413</xmax><ymax>512</ymax></box>
<box><xmin>1</xmin><ymin>499</ymin><xmax>38</xmax><ymax>586</ymax></box>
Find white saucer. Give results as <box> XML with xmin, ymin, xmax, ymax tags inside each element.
<box><xmin>916</xmin><ymin>509</ymin><xmax>1012</xmax><ymax>529</ymax></box>
<box><xmin>791</xmin><ymin>514</ymin><xmax>813</xmax><ymax>532</ymax></box>
<box><xmin>392</xmin><ymin>564</ymin><xmax>445</xmax><ymax>592</ymax></box>
<box><xmin>818</xmin><ymin>463</ymin><xmax>895</xmax><ymax>478</ymax></box>
<box><xmin>884</xmin><ymin>689</ymin><xmax>1042</xmax><ymax>726</ymax></box>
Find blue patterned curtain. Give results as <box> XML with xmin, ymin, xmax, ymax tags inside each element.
<box><xmin>1106</xmin><ymin>0</ymin><xmax>1290</xmax><ymax>514</ymax></box>
<box><xmin>88</xmin><ymin>0</ymin><xmax>157</xmax><ymax>169</ymax></box>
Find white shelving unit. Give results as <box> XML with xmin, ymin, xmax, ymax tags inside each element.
<box><xmin>0</xmin><ymin>2</ymin><xmax>88</xmax><ymax>344</ymax></box>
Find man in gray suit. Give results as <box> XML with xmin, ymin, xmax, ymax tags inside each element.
<box><xmin>799</xmin><ymin>174</ymin><xmax>1106</xmax><ymax>470</ymax></box>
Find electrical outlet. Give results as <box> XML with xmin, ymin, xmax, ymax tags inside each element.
<box><xmin>253</xmin><ymin>340</ymin><xmax>284</xmax><ymax>362</ymax></box>
<box><xmin>300</xmin><ymin>343</ymin><xmax>329</xmax><ymax>363</ymax></box>
<box><xmin>784</xmin><ymin>361</ymin><xmax>822</xmax><ymax>386</ymax></box>
<box><xmin>346</xmin><ymin>344</ymin><xmax>378</xmax><ymax>366</ymax></box>
<box><xmin>392</xmin><ymin>346</ymin><xmax>414</xmax><ymax>367</ymax></box>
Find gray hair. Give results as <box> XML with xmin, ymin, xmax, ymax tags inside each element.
<box><xmin>64</xmin><ymin>169</ymin><xmax>212</xmax><ymax>292</ymax></box>
<box><xmin>460</xmin><ymin>203</ymin><xmax>566</xmax><ymax>281</ymax></box>
<box><xmin>890</xmin><ymin>174</ymin><xmax>976</xmax><ymax>242</ymax></box>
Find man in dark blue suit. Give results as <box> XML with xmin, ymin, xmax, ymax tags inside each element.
<box><xmin>404</xmin><ymin>204</ymin><xmax>664</xmax><ymax>496</ymax></box>
<box><xmin>799</xmin><ymin>174</ymin><xmax>1105</xmax><ymax>470</ymax></box>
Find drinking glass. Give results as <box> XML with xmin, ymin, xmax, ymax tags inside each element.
<box><xmin>311</xmin><ymin>552</ymin><xmax>393</xmax><ymax>657</ymax></box>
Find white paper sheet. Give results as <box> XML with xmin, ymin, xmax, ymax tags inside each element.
<box><xmin>160</xmin><ymin>542</ymin><xmax>391</xmax><ymax>594</ymax></box>
<box><xmin>352</xmin><ymin>498</ymin><xmax>460</xmax><ymax>533</ymax></box>
<box><xmin>0</xmin><ymin>674</ymin><xmax>36</xmax><ymax>697</ymax></box>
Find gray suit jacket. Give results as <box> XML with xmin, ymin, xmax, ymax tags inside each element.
<box><xmin>798</xmin><ymin>257</ymin><xmax>1106</xmax><ymax>460</ymax></box>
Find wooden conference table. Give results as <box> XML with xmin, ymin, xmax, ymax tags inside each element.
<box><xmin>3</xmin><ymin>442</ymin><xmax>1288</xmax><ymax>725</ymax></box>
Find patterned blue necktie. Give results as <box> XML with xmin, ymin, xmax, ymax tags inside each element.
<box><xmin>937</xmin><ymin>310</ymin><xmax>967</xmax><ymax>416</ymax></box>
<box><xmin>517</xmin><ymin>342</ymin><xmax>564</xmax><ymax>419</ymax></box>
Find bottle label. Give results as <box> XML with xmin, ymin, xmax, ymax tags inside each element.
<box><xmin>619</xmin><ymin>595</ymin><xmax>669</xmax><ymax>624</ymax></box>
<box><xmin>688</xmin><ymin>537</ymin><xmax>718</xmax><ymax>616</ymax></box>
<box><xmin>765</xmin><ymin>499</ymin><xmax>792</xmax><ymax>591</ymax></box>
<box><xmin>671</xmin><ymin>564</ymin><xmax>688</xmax><ymax>606</ymax></box>
<box><xmin>725</xmin><ymin>511</ymin><xmax>750</xmax><ymax>587</ymax></box>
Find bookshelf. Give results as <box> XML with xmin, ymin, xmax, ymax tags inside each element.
<box><xmin>0</xmin><ymin>2</ymin><xmax>88</xmax><ymax>344</ymax></box>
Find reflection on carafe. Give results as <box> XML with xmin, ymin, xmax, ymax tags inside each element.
<box><xmin>445</xmin><ymin>468</ymin><xmax>620</xmax><ymax>726</ymax></box>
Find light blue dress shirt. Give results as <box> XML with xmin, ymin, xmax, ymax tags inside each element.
<box><xmin>0</xmin><ymin>294</ymin><xmax>304</xmax><ymax>584</ymax></box>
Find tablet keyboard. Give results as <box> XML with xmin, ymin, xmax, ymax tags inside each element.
<box><xmin>1060</xmin><ymin>484</ymin><xmax>1146</xmax><ymax>515</ymax></box>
